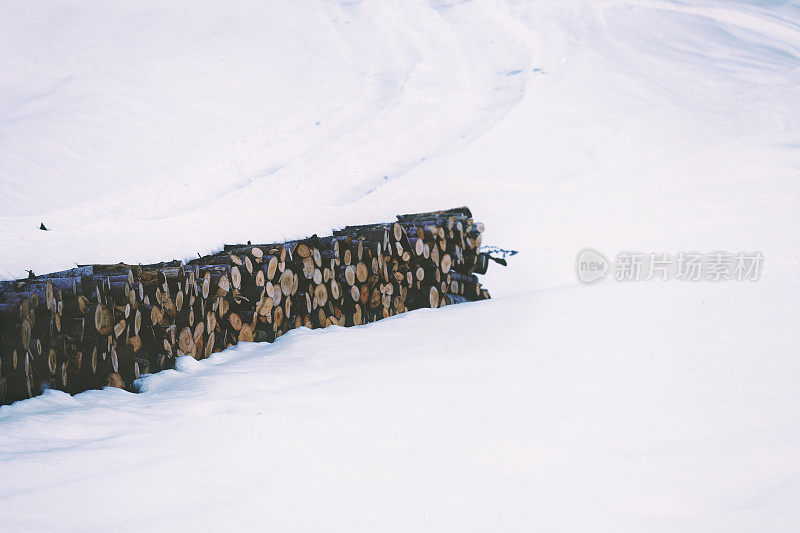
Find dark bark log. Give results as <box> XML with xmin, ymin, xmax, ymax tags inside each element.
<box><xmin>38</xmin><ymin>344</ymin><xmax>58</xmax><ymax>377</ymax></box>
<box><xmin>54</xmin><ymin>360</ymin><xmax>69</xmax><ymax>391</ymax></box>
<box><xmin>1</xmin><ymin>349</ymin><xmax>19</xmax><ymax>373</ymax></box>
<box><xmin>83</xmin><ymin>346</ymin><xmax>99</xmax><ymax>376</ymax></box>
<box><xmin>442</xmin><ymin>294</ymin><xmax>471</xmax><ymax>305</ymax></box>
<box><xmin>333</xmin><ymin>225</ymin><xmax>390</xmax><ymax>252</ymax></box>
<box><xmin>396</xmin><ymin>206</ymin><xmax>472</xmax><ymax>222</ymax></box>
<box><xmin>6</xmin><ymin>352</ymin><xmax>35</xmax><ymax>402</ymax></box>
<box><xmin>398</xmin><ymin>223</ymin><xmax>443</xmax><ymax>242</ymax></box>
<box><xmin>197</xmin><ymin>266</ymin><xmax>232</xmax><ymax>297</ymax></box>
<box><xmin>473</xmin><ymin>253</ymin><xmax>490</xmax><ymax>275</ymax></box>
<box><xmin>292</xmin><ymin>292</ymin><xmax>311</xmax><ymax>315</ymax></box>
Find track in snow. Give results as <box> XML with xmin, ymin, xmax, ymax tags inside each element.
<box><xmin>0</xmin><ymin>0</ymin><xmax>529</xmax><ymax>279</ymax></box>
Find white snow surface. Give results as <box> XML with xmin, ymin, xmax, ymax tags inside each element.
<box><xmin>1</xmin><ymin>0</ymin><xmax>800</xmax><ymax>531</ymax></box>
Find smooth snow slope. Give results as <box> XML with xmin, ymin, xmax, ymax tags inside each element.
<box><xmin>1</xmin><ymin>0</ymin><xmax>800</xmax><ymax>531</ymax></box>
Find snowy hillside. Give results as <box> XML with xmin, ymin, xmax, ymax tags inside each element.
<box><xmin>1</xmin><ymin>0</ymin><xmax>799</xmax><ymax>531</ymax></box>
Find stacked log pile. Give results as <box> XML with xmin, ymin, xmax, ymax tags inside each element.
<box><xmin>0</xmin><ymin>207</ymin><xmax>492</xmax><ymax>404</ymax></box>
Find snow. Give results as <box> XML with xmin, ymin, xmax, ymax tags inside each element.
<box><xmin>1</xmin><ymin>0</ymin><xmax>799</xmax><ymax>530</ymax></box>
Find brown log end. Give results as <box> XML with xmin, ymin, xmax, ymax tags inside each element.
<box><xmin>178</xmin><ymin>327</ymin><xmax>195</xmax><ymax>355</ymax></box>
<box><xmin>106</xmin><ymin>372</ymin><xmax>124</xmax><ymax>389</ymax></box>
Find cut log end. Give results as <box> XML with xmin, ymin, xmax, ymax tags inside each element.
<box><xmin>280</xmin><ymin>270</ymin><xmax>294</xmax><ymax>297</ymax></box>
<box><xmin>440</xmin><ymin>254</ymin><xmax>452</xmax><ymax>274</ymax></box>
<box><xmin>228</xmin><ymin>313</ymin><xmax>243</xmax><ymax>331</ymax></box>
<box><xmin>106</xmin><ymin>372</ymin><xmax>124</xmax><ymax>389</ymax></box>
<box><xmin>344</xmin><ymin>265</ymin><xmax>356</xmax><ymax>286</ymax></box>
<box><xmin>178</xmin><ymin>327</ymin><xmax>195</xmax><ymax>355</ymax></box>
<box><xmin>355</xmin><ymin>262</ymin><xmax>369</xmax><ymax>284</ymax></box>
<box><xmin>429</xmin><ymin>286</ymin><xmax>439</xmax><ymax>308</ymax></box>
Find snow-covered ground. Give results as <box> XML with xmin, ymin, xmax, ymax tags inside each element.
<box><xmin>1</xmin><ymin>0</ymin><xmax>799</xmax><ymax>530</ymax></box>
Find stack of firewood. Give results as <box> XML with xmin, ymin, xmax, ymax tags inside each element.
<box><xmin>0</xmin><ymin>207</ymin><xmax>492</xmax><ymax>404</ymax></box>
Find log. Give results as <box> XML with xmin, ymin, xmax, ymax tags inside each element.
<box><xmin>178</xmin><ymin>327</ymin><xmax>195</xmax><ymax>355</ymax></box>
<box><xmin>56</xmin><ymin>361</ymin><xmax>69</xmax><ymax>391</ymax></box>
<box><xmin>341</xmin><ymin>265</ymin><xmax>356</xmax><ymax>286</ymax></box>
<box><xmin>280</xmin><ymin>270</ymin><xmax>294</xmax><ymax>297</ymax></box>
<box><xmin>39</xmin><ymin>345</ymin><xmax>58</xmax><ymax>377</ymax></box>
<box><xmin>329</xmin><ymin>279</ymin><xmax>341</xmax><ymax>302</ymax></box>
<box><xmin>407</xmin><ymin>237</ymin><xmax>425</xmax><ymax>257</ymax></box>
<box><xmin>6</xmin><ymin>352</ymin><xmax>34</xmax><ymax>401</ymax></box>
<box><xmin>106</xmin><ymin>372</ymin><xmax>124</xmax><ymax>389</ymax></box>
<box><xmin>396</xmin><ymin>206</ymin><xmax>472</xmax><ymax>222</ymax></box>
<box><xmin>228</xmin><ymin>313</ymin><xmax>243</xmax><ymax>332</ymax></box>
<box><xmin>238</xmin><ymin>322</ymin><xmax>254</xmax><ymax>343</ymax></box>
<box><xmin>440</xmin><ymin>253</ymin><xmax>453</xmax><ymax>275</ymax></box>
<box><xmin>0</xmin><ymin>206</ymin><xmax>497</xmax><ymax>403</ymax></box>
<box><xmin>93</xmin><ymin>304</ymin><xmax>114</xmax><ymax>336</ymax></box>
<box><xmin>84</xmin><ymin>346</ymin><xmax>99</xmax><ymax>376</ymax></box>
<box><xmin>256</xmin><ymin>296</ymin><xmax>274</xmax><ymax>317</ymax></box>
<box><xmin>355</xmin><ymin>262</ymin><xmax>369</xmax><ymax>284</ymax></box>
